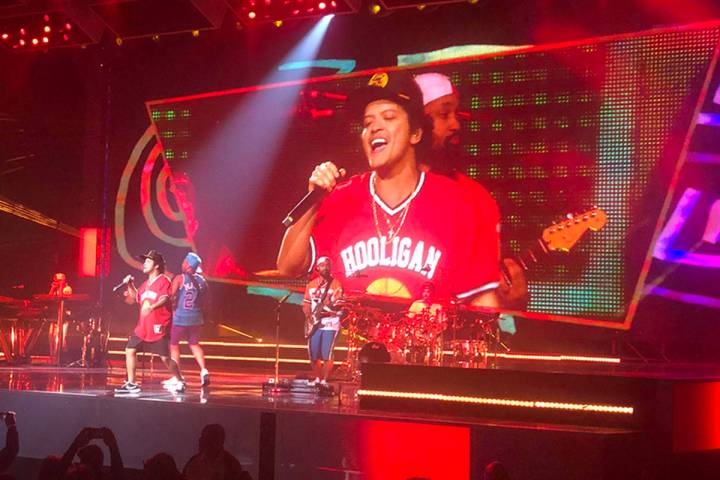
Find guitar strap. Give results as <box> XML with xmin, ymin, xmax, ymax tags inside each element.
<box><xmin>314</xmin><ymin>277</ymin><xmax>332</xmax><ymax>319</ymax></box>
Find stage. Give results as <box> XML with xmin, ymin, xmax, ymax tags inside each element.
<box><xmin>1</xmin><ymin>358</ymin><xmax>719</xmax><ymax>479</ymax></box>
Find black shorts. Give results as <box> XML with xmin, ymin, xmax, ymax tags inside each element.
<box><xmin>126</xmin><ymin>334</ymin><xmax>170</xmax><ymax>357</ymax></box>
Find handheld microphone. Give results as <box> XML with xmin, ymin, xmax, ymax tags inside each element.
<box><xmin>281</xmin><ymin>189</ymin><xmax>325</xmax><ymax>227</ymax></box>
<box><xmin>112</xmin><ymin>276</ymin><xmax>134</xmax><ymax>293</ymax></box>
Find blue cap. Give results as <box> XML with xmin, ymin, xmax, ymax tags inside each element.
<box><xmin>185</xmin><ymin>252</ymin><xmax>202</xmax><ymax>271</ymax></box>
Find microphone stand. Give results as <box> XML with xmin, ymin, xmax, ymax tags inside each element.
<box><xmin>271</xmin><ymin>292</ymin><xmax>292</xmax><ymax>390</ymax></box>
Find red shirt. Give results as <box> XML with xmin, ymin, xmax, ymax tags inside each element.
<box><xmin>310</xmin><ymin>171</ymin><xmax>500</xmax><ymax>300</ymax></box>
<box><xmin>135</xmin><ymin>274</ymin><xmax>172</xmax><ymax>342</ymax></box>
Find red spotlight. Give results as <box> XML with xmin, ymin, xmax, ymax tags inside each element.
<box><xmin>31</xmin><ymin>38</ymin><xmax>38</xmax><ymax>45</ymax></box>
<box><xmin>42</xmin><ymin>36</ymin><xmax>49</xmax><ymax>44</ymax></box>
<box><xmin>248</xmin><ymin>11</ymin><xmax>256</xmax><ymax>18</ymax></box>
<box><xmin>1</xmin><ymin>34</ymin><xmax>8</xmax><ymax>40</ymax></box>
<box><xmin>331</xmin><ymin>0</ymin><xmax>337</xmax><ymax>6</ymax></box>
<box><xmin>19</xmin><ymin>28</ymin><xmax>25</xmax><ymax>35</ymax></box>
<box><xmin>44</xmin><ymin>26</ymin><xmax>51</xmax><ymax>33</ymax></box>
<box><xmin>319</xmin><ymin>2</ymin><xmax>327</xmax><ymax>9</ymax></box>
<box><xmin>62</xmin><ymin>34</ymin><xmax>69</xmax><ymax>41</ymax></box>
<box><xmin>65</xmin><ymin>22</ymin><xmax>72</xmax><ymax>30</ymax></box>
<box><xmin>18</xmin><ymin>39</ymin><xmax>25</xmax><ymax>46</ymax></box>
<box><xmin>43</xmin><ymin>14</ymin><xmax>49</xmax><ymax>22</ymax></box>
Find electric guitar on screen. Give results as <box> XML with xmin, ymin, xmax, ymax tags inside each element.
<box><xmin>502</xmin><ymin>207</ymin><xmax>607</xmax><ymax>282</ymax></box>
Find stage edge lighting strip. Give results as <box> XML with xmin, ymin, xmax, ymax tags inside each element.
<box><xmin>357</xmin><ymin>389</ymin><xmax>634</xmax><ymax>415</ymax></box>
<box><xmin>488</xmin><ymin>352</ymin><xmax>621</xmax><ymax>364</ymax></box>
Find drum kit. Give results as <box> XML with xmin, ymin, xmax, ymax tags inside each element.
<box><xmin>338</xmin><ymin>291</ymin><xmax>504</xmax><ymax>377</ymax></box>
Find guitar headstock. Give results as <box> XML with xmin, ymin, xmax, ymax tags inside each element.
<box><xmin>542</xmin><ymin>208</ymin><xmax>607</xmax><ymax>252</ymax></box>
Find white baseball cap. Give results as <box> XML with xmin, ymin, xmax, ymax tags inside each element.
<box><xmin>414</xmin><ymin>72</ymin><xmax>456</xmax><ymax>106</ymax></box>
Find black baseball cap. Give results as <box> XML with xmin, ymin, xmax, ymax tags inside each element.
<box><xmin>138</xmin><ymin>249</ymin><xmax>165</xmax><ymax>267</ymax></box>
<box><xmin>348</xmin><ymin>71</ymin><xmax>426</xmax><ymax>127</ymax></box>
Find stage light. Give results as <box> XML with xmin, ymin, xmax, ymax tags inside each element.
<box><xmin>1</xmin><ymin>34</ymin><xmax>8</xmax><ymax>40</ymax></box>
<box><xmin>153</xmin><ymin>14</ymin><xmax>335</xmax><ymax>259</ymax></box>
<box><xmin>18</xmin><ymin>39</ymin><xmax>24</xmax><ymax>46</ymax></box>
<box><xmin>79</xmin><ymin>228</ymin><xmax>98</xmax><ymax>277</ymax></box>
<box><xmin>115</xmin><ymin>37</ymin><xmax>123</xmax><ymax>46</ymax></box>
<box><xmin>369</xmin><ymin>3</ymin><xmax>382</xmax><ymax>14</ymax></box>
<box><xmin>191</xmin><ymin>29</ymin><xmax>200</xmax><ymax>37</ymax></box>
<box><xmin>230</xmin><ymin>0</ymin><xmax>354</xmax><ymax>25</ymax></box>
<box><xmin>274</xmin><ymin>20</ymin><xmax>283</xmax><ymax>27</ymax></box>
<box><xmin>0</xmin><ymin>11</ymin><xmax>100</xmax><ymax>51</ymax></box>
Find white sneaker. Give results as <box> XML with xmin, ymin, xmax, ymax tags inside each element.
<box><xmin>200</xmin><ymin>369</ymin><xmax>210</xmax><ymax>387</ymax></box>
<box><xmin>114</xmin><ymin>381</ymin><xmax>140</xmax><ymax>394</ymax></box>
<box><xmin>162</xmin><ymin>377</ymin><xmax>180</xmax><ymax>389</ymax></box>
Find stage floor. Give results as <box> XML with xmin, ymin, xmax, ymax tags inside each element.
<box><xmin>1</xmin><ymin>358</ymin><xmax>720</xmax><ymax>419</ymax></box>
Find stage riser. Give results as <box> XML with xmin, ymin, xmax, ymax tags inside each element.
<box><xmin>0</xmin><ymin>388</ymin><xmax>648</xmax><ymax>480</ymax></box>
<box><xmin>274</xmin><ymin>411</ymin><xmax>648</xmax><ymax>480</ymax></box>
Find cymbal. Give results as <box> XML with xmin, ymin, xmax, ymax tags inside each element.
<box><xmin>32</xmin><ymin>293</ymin><xmax>91</xmax><ymax>303</ymax></box>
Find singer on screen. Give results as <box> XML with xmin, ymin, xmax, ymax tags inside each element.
<box><xmin>277</xmin><ymin>71</ymin><xmax>500</xmax><ymax>307</ymax></box>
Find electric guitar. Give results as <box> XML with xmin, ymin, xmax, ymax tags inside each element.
<box><xmin>503</xmin><ymin>207</ymin><xmax>607</xmax><ymax>280</ymax></box>
<box><xmin>305</xmin><ymin>280</ymin><xmax>345</xmax><ymax>338</ymax></box>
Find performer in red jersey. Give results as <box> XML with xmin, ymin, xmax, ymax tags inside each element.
<box><xmin>278</xmin><ymin>71</ymin><xmax>500</xmax><ymax>308</ymax></box>
<box><xmin>115</xmin><ymin>250</ymin><xmax>185</xmax><ymax>394</ymax></box>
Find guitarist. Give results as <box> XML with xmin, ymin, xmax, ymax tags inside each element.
<box><xmin>303</xmin><ymin>257</ymin><xmax>344</xmax><ymax>386</ymax></box>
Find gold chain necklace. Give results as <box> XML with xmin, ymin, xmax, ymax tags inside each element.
<box><xmin>372</xmin><ymin>196</ymin><xmax>410</xmax><ymax>245</ymax></box>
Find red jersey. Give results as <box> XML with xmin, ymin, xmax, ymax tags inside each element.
<box><xmin>135</xmin><ymin>274</ymin><xmax>172</xmax><ymax>342</ymax></box>
<box><xmin>310</xmin><ymin>171</ymin><xmax>500</xmax><ymax>300</ymax></box>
